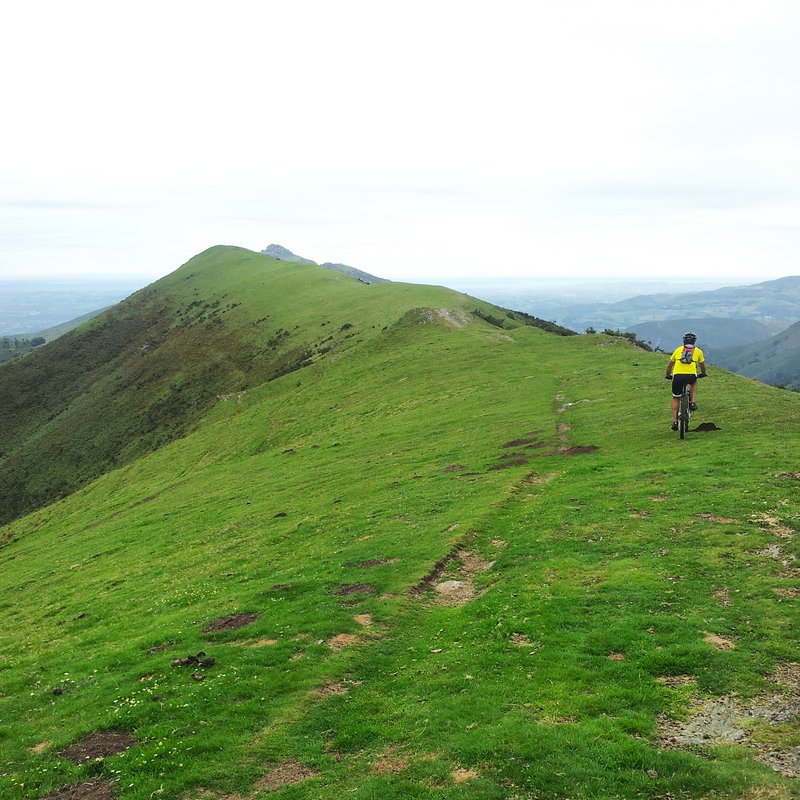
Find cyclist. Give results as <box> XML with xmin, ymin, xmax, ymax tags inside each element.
<box><xmin>665</xmin><ymin>332</ymin><xmax>707</xmax><ymax>431</ymax></box>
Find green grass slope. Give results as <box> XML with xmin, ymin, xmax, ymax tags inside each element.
<box><xmin>1</xmin><ymin>263</ymin><xmax>799</xmax><ymax>800</ymax></box>
<box><xmin>0</xmin><ymin>246</ymin><xmax>512</xmax><ymax>525</ymax></box>
<box><xmin>713</xmin><ymin>320</ymin><xmax>800</xmax><ymax>390</ymax></box>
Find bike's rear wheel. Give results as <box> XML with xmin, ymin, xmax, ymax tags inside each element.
<box><xmin>679</xmin><ymin>389</ymin><xmax>689</xmax><ymax>439</ymax></box>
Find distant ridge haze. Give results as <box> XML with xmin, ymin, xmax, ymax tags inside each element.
<box><xmin>261</xmin><ymin>244</ymin><xmax>390</xmax><ymax>285</ymax></box>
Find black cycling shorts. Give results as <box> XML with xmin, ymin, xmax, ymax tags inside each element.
<box><xmin>672</xmin><ymin>374</ymin><xmax>697</xmax><ymax>397</ymax></box>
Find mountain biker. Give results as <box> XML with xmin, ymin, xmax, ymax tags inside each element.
<box><xmin>665</xmin><ymin>332</ymin><xmax>707</xmax><ymax>431</ymax></box>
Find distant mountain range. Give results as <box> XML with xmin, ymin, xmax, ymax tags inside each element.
<box><xmin>713</xmin><ymin>320</ymin><xmax>800</xmax><ymax>390</ymax></box>
<box><xmin>486</xmin><ymin>275</ymin><xmax>800</xmax><ymax>336</ymax></box>
<box><xmin>261</xmin><ymin>244</ymin><xmax>390</xmax><ymax>285</ymax></box>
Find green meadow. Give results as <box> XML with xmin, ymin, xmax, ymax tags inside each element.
<box><xmin>0</xmin><ymin>247</ymin><xmax>798</xmax><ymax>799</ymax></box>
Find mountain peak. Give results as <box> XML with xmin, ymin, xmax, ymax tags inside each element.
<box><xmin>261</xmin><ymin>244</ymin><xmax>316</xmax><ymax>264</ymax></box>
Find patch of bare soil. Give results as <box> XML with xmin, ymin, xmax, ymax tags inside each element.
<box><xmin>229</xmin><ymin>639</ymin><xmax>278</xmax><ymax>648</ymax></box>
<box><xmin>692</xmin><ymin>422</ymin><xmax>721</xmax><ymax>431</ymax></box>
<box><xmin>328</xmin><ymin>633</ymin><xmax>360</xmax><ymax>652</ymax></box>
<box><xmin>658</xmin><ymin>666</ymin><xmax>800</xmax><ymax>777</ymax></box>
<box><xmin>344</xmin><ymin>557</ymin><xmax>396</xmax><ymax>568</ymax></box>
<box><xmin>559</xmin><ymin>445</ymin><xmax>599</xmax><ymax>456</ymax></box>
<box><xmin>254</xmin><ymin>760</ymin><xmax>318</xmax><ymax>792</ymax></box>
<box><xmin>704</xmin><ymin>632</ymin><xmax>736</xmax><ymax>651</ymax></box>
<box><xmin>510</xmin><ymin>633</ymin><xmax>533</xmax><ymax>646</ymax></box>
<box><xmin>432</xmin><ymin>552</ymin><xmax>495</xmax><ymax>607</ymax></box>
<box><xmin>202</xmin><ymin>613</ymin><xmax>259</xmax><ymax>633</ymax></box>
<box><xmin>752</xmin><ymin>512</ymin><xmax>795</xmax><ymax>539</ymax></box>
<box><xmin>650</xmin><ymin>494</ymin><xmax>670</xmax><ymax>502</ymax></box>
<box><xmin>608</xmin><ymin>652</ymin><xmax>626</xmax><ymax>661</ymax></box>
<box><xmin>30</xmin><ymin>741</ymin><xmax>51</xmax><ymax>755</ymax></box>
<box><xmin>444</xmin><ymin>464</ymin><xmax>467</xmax><ymax>472</ymax></box>
<box><xmin>354</xmin><ymin>614</ymin><xmax>373</xmax><ymax>627</ymax></box>
<box><xmin>60</xmin><ymin>731</ymin><xmax>135</xmax><ymax>763</ymax></box>
<box><xmin>371</xmin><ymin>746</ymin><xmax>409</xmax><ymax>775</ymax></box>
<box><xmin>713</xmin><ymin>587</ymin><xmax>733</xmax><ymax>607</ymax></box>
<box><xmin>757</xmin><ymin>543</ymin><xmax>796</xmax><ymax>565</ymax></box>
<box><xmin>452</xmin><ymin>768</ymin><xmax>480</xmax><ymax>784</ymax></box>
<box><xmin>334</xmin><ymin>583</ymin><xmax>376</xmax><ymax>596</ymax></box>
<box><xmin>313</xmin><ymin>682</ymin><xmax>349</xmax><ymax>698</ymax></box>
<box><xmin>778</xmin><ymin>472</ymin><xmax>800</xmax><ymax>480</ymax></box>
<box><xmin>773</xmin><ymin>587</ymin><xmax>800</xmax><ymax>599</ymax></box>
<box><xmin>657</xmin><ymin>675</ymin><xmax>698</xmax><ymax>688</ymax></box>
<box><xmin>696</xmin><ymin>512</ymin><xmax>740</xmax><ymax>524</ymax></box>
<box><xmin>146</xmin><ymin>640</ymin><xmax>176</xmax><ymax>655</ymax></box>
<box><xmin>502</xmin><ymin>437</ymin><xmax>543</xmax><ymax>448</ymax></box>
<box><xmin>40</xmin><ymin>779</ymin><xmax>116</xmax><ymax>800</ymax></box>
<box><xmin>171</xmin><ymin>651</ymin><xmax>215</xmax><ymax>668</ymax></box>
<box><xmin>491</xmin><ymin>539</ymin><xmax>507</xmax><ymax>548</ymax></box>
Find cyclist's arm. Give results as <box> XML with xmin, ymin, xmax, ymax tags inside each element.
<box><xmin>665</xmin><ymin>356</ymin><xmax>675</xmax><ymax>379</ymax></box>
<box><xmin>698</xmin><ymin>360</ymin><xmax>707</xmax><ymax>377</ymax></box>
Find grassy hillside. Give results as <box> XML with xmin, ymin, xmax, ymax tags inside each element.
<box><xmin>0</xmin><ymin>247</ymin><xmax>514</xmax><ymax>526</ymax></box>
<box><xmin>1</xmin><ymin>254</ymin><xmax>799</xmax><ymax>800</ymax></box>
<box><xmin>0</xmin><ymin>309</ymin><xmax>109</xmax><ymax>365</ymax></box>
<box><xmin>713</xmin><ymin>320</ymin><xmax>800</xmax><ymax>390</ymax></box>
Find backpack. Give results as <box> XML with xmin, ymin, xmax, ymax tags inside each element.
<box><xmin>679</xmin><ymin>344</ymin><xmax>696</xmax><ymax>365</ymax></box>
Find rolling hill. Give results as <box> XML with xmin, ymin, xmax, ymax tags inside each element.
<box><xmin>624</xmin><ymin>317</ymin><xmax>778</xmax><ymax>354</ymax></box>
<box><xmin>1</xmin><ymin>246</ymin><xmax>799</xmax><ymax>800</ymax></box>
<box><xmin>713</xmin><ymin>320</ymin><xmax>800</xmax><ymax>390</ymax></box>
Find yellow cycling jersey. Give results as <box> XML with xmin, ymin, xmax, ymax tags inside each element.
<box><xmin>670</xmin><ymin>345</ymin><xmax>704</xmax><ymax>375</ymax></box>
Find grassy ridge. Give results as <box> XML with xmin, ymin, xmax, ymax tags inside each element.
<box><xmin>1</xmin><ymin>259</ymin><xmax>799</xmax><ymax>799</ymax></box>
<box><xmin>0</xmin><ymin>247</ymin><xmax>505</xmax><ymax>525</ymax></box>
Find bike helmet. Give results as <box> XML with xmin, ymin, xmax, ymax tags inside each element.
<box><xmin>683</xmin><ymin>331</ymin><xmax>697</xmax><ymax>345</ymax></box>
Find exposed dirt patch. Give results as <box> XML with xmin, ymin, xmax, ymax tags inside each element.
<box><xmin>254</xmin><ymin>760</ymin><xmax>318</xmax><ymax>792</ymax></box>
<box><xmin>203</xmin><ymin>613</ymin><xmax>259</xmax><ymax>633</ymax></box>
<box><xmin>777</xmin><ymin>472</ymin><xmax>800</xmax><ymax>480</ymax></box>
<box><xmin>371</xmin><ymin>746</ymin><xmax>409</xmax><ymax>775</ymax></box>
<box><xmin>171</xmin><ymin>651</ymin><xmax>215</xmax><ymax>668</ymax></box>
<box><xmin>328</xmin><ymin>633</ymin><xmax>360</xmax><ymax>652</ymax></box>
<box><xmin>314</xmin><ymin>682</ymin><xmax>349</xmax><ymax>698</ymax></box>
<box><xmin>431</xmin><ymin>552</ymin><xmax>494</xmax><ymax>607</ymax></box>
<box><xmin>692</xmin><ymin>422</ymin><xmax>720</xmax><ymax>431</ymax></box>
<box><xmin>657</xmin><ymin>675</ymin><xmax>698</xmax><ymax>688</ymax></box>
<box><xmin>344</xmin><ymin>557</ymin><xmax>396</xmax><ymax>568</ymax></box>
<box><xmin>41</xmin><ymin>780</ymin><xmax>116</xmax><ymax>800</ymax></box>
<box><xmin>30</xmin><ymin>741</ymin><xmax>51</xmax><ymax>755</ymax></box>
<box><xmin>559</xmin><ymin>445</ymin><xmax>599</xmax><ymax>456</ymax></box>
<box><xmin>704</xmin><ymin>632</ymin><xmax>736</xmax><ymax>651</ymax></box>
<box><xmin>334</xmin><ymin>583</ymin><xmax>376</xmax><ymax>596</ymax></box>
<box><xmin>608</xmin><ymin>652</ymin><xmax>626</xmax><ymax>661</ymax></box>
<box><xmin>444</xmin><ymin>464</ymin><xmax>466</xmax><ymax>472</ymax></box>
<box><xmin>757</xmin><ymin>543</ymin><xmax>796</xmax><ymax>565</ymax></box>
<box><xmin>491</xmin><ymin>539</ymin><xmax>507</xmax><ymax>548</ymax></box>
<box><xmin>510</xmin><ymin>633</ymin><xmax>533</xmax><ymax>647</ymax></box>
<box><xmin>453</xmin><ymin>768</ymin><xmax>480</xmax><ymax>784</ymax></box>
<box><xmin>657</xmin><ymin>668</ymin><xmax>800</xmax><ymax>777</ymax></box>
<box><xmin>752</xmin><ymin>512</ymin><xmax>795</xmax><ymax>539</ymax></box>
<box><xmin>413</xmin><ymin>544</ymin><xmax>465</xmax><ymax>594</ymax></box>
<box><xmin>713</xmin><ymin>587</ymin><xmax>733</xmax><ymax>607</ymax></box>
<box><xmin>650</xmin><ymin>494</ymin><xmax>670</xmax><ymax>502</ymax></box>
<box><xmin>146</xmin><ymin>640</ymin><xmax>176</xmax><ymax>655</ymax></box>
<box><xmin>60</xmin><ymin>731</ymin><xmax>135</xmax><ymax>763</ymax></box>
<box><xmin>774</xmin><ymin>587</ymin><xmax>800</xmax><ymax>599</ymax></box>
<box><xmin>354</xmin><ymin>614</ymin><xmax>373</xmax><ymax>627</ymax></box>
<box><xmin>502</xmin><ymin>437</ymin><xmax>543</xmax><ymax>448</ymax></box>
<box><xmin>629</xmin><ymin>510</ymin><xmax>650</xmax><ymax>519</ymax></box>
<box><xmin>229</xmin><ymin>639</ymin><xmax>278</xmax><ymax>648</ymax></box>
<box><xmin>696</xmin><ymin>512</ymin><xmax>740</xmax><ymax>524</ymax></box>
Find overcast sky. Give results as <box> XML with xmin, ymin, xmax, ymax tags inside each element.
<box><xmin>1</xmin><ymin>1</ymin><xmax>799</xmax><ymax>288</ymax></box>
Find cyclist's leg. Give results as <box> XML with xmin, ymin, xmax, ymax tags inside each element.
<box><xmin>671</xmin><ymin>376</ymin><xmax>684</xmax><ymax>426</ymax></box>
<box><xmin>688</xmin><ymin>375</ymin><xmax>699</xmax><ymax>408</ymax></box>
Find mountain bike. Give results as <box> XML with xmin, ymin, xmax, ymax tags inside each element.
<box><xmin>669</xmin><ymin>374</ymin><xmax>706</xmax><ymax>439</ymax></box>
